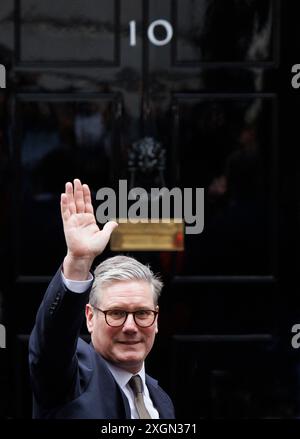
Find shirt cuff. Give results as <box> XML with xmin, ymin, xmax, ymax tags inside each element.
<box><xmin>61</xmin><ymin>271</ymin><xmax>93</xmax><ymax>293</ymax></box>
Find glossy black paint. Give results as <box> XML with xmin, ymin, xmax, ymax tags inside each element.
<box><xmin>0</xmin><ymin>0</ymin><xmax>299</xmax><ymax>419</ymax></box>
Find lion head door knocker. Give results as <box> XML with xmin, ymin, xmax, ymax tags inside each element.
<box><xmin>128</xmin><ymin>136</ymin><xmax>166</xmax><ymax>191</ymax></box>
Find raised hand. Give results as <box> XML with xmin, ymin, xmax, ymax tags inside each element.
<box><xmin>61</xmin><ymin>179</ymin><xmax>118</xmax><ymax>280</ymax></box>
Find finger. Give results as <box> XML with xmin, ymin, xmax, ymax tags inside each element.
<box><xmin>60</xmin><ymin>193</ymin><xmax>71</xmax><ymax>222</ymax></box>
<box><xmin>74</xmin><ymin>178</ymin><xmax>85</xmax><ymax>213</ymax></box>
<box><xmin>65</xmin><ymin>182</ymin><xmax>76</xmax><ymax>215</ymax></box>
<box><xmin>100</xmin><ymin>221</ymin><xmax>118</xmax><ymax>248</ymax></box>
<box><xmin>82</xmin><ymin>184</ymin><xmax>94</xmax><ymax>214</ymax></box>
<box><xmin>102</xmin><ymin>221</ymin><xmax>118</xmax><ymax>239</ymax></box>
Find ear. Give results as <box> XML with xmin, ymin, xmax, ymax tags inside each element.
<box><xmin>85</xmin><ymin>304</ymin><xmax>95</xmax><ymax>333</ymax></box>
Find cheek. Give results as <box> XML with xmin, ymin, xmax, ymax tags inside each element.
<box><xmin>145</xmin><ymin>328</ymin><xmax>157</xmax><ymax>343</ymax></box>
<box><xmin>100</xmin><ymin>326</ymin><xmax>121</xmax><ymax>344</ymax></box>
<box><xmin>92</xmin><ymin>320</ymin><xmax>112</xmax><ymax>342</ymax></box>
<box><xmin>92</xmin><ymin>326</ymin><xmax>114</xmax><ymax>353</ymax></box>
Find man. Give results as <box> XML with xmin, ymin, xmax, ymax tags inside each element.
<box><xmin>29</xmin><ymin>179</ymin><xmax>175</xmax><ymax>419</ymax></box>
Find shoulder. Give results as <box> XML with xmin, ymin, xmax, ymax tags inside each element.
<box><xmin>76</xmin><ymin>338</ymin><xmax>112</xmax><ymax>376</ymax></box>
<box><xmin>146</xmin><ymin>373</ymin><xmax>173</xmax><ymax>404</ymax></box>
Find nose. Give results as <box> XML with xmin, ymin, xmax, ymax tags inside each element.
<box><xmin>122</xmin><ymin>313</ymin><xmax>138</xmax><ymax>333</ymax></box>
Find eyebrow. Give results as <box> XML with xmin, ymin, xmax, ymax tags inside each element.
<box><xmin>104</xmin><ymin>307</ymin><xmax>154</xmax><ymax>311</ymax></box>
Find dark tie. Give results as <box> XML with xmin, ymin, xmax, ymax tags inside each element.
<box><xmin>128</xmin><ymin>375</ymin><xmax>152</xmax><ymax>419</ymax></box>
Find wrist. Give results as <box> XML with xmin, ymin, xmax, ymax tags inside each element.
<box><xmin>63</xmin><ymin>253</ymin><xmax>94</xmax><ymax>281</ymax></box>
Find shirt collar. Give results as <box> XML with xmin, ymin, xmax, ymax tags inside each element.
<box><xmin>103</xmin><ymin>359</ymin><xmax>146</xmax><ymax>391</ymax></box>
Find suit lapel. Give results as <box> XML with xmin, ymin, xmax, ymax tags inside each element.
<box><xmin>146</xmin><ymin>376</ymin><xmax>170</xmax><ymax>419</ymax></box>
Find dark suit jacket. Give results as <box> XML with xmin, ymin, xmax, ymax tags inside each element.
<box><xmin>29</xmin><ymin>268</ymin><xmax>175</xmax><ymax>419</ymax></box>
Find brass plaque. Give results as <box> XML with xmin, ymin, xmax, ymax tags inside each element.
<box><xmin>110</xmin><ymin>219</ymin><xmax>184</xmax><ymax>251</ymax></box>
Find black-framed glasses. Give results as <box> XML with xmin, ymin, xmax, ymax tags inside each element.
<box><xmin>92</xmin><ymin>306</ymin><xmax>158</xmax><ymax>328</ymax></box>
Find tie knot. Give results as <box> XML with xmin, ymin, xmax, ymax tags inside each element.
<box><xmin>129</xmin><ymin>375</ymin><xmax>143</xmax><ymax>395</ymax></box>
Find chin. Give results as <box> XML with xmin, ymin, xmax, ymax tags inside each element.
<box><xmin>116</xmin><ymin>350</ymin><xmax>145</xmax><ymax>365</ymax></box>
<box><xmin>119</xmin><ymin>352</ymin><xmax>143</xmax><ymax>362</ymax></box>
<box><xmin>115</xmin><ymin>356</ymin><xmax>143</xmax><ymax>372</ymax></box>
<box><xmin>113</xmin><ymin>344</ymin><xmax>148</xmax><ymax>364</ymax></box>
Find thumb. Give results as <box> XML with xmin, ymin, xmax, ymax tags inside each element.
<box><xmin>102</xmin><ymin>220</ymin><xmax>118</xmax><ymax>239</ymax></box>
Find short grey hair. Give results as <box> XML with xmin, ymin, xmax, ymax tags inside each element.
<box><xmin>89</xmin><ymin>255</ymin><xmax>163</xmax><ymax>307</ymax></box>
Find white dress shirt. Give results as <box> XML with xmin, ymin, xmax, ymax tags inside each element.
<box><xmin>61</xmin><ymin>271</ymin><xmax>93</xmax><ymax>293</ymax></box>
<box><xmin>61</xmin><ymin>271</ymin><xmax>160</xmax><ymax>419</ymax></box>
<box><xmin>103</xmin><ymin>360</ymin><xmax>159</xmax><ymax>419</ymax></box>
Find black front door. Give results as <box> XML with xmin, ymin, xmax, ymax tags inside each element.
<box><xmin>0</xmin><ymin>0</ymin><xmax>299</xmax><ymax>419</ymax></box>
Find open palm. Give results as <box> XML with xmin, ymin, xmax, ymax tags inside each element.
<box><xmin>61</xmin><ymin>179</ymin><xmax>117</xmax><ymax>259</ymax></box>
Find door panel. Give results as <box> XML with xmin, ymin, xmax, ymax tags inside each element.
<box><xmin>15</xmin><ymin>94</ymin><xmax>121</xmax><ymax>276</ymax></box>
<box><xmin>16</xmin><ymin>0</ymin><xmax>120</xmax><ymax>65</ymax></box>
<box><xmin>172</xmin><ymin>0</ymin><xmax>277</xmax><ymax>65</ymax></box>
<box><xmin>172</xmin><ymin>93</ymin><xmax>277</xmax><ymax>276</ymax></box>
